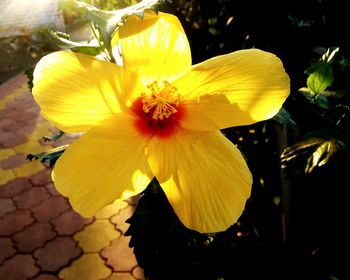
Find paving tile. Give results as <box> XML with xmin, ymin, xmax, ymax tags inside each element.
<box><xmin>26</xmin><ymin>122</ymin><xmax>54</xmax><ymax>142</ymax></box>
<box><xmin>58</xmin><ymin>253</ymin><xmax>112</xmax><ymax>280</ymax></box>
<box><xmin>132</xmin><ymin>266</ymin><xmax>146</xmax><ymax>280</ymax></box>
<box><xmin>74</xmin><ymin>220</ymin><xmax>121</xmax><ymax>253</ymax></box>
<box><xmin>0</xmin><ymin>130</ymin><xmax>27</xmax><ymax>148</ymax></box>
<box><xmin>34</xmin><ymin>236</ymin><xmax>82</xmax><ymax>272</ymax></box>
<box><xmin>0</xmin><ymin>177</ymin><xmax>32</xmax><ymax>198</ymax></box>
<box><xmin>12</xmin><ymin>159</ymin><xmax>46</xmax><ymax>178</ymax></box>
<box><xmin>52</xmin><ymin>209</ymin><xmax>93</xmax><ymax>235</ymax></box>
<box><xmin>2</xmin><ymin>73</ymin><xmax>26</xmax><ymax>84</ymax></box>
<box><xmin>0</xmin><ymin>154</ymin><xmax>27</xmax><ymax>169</ymax></box>
<box><xmin>101</xmin><ymin>236</ymin><xmax>138</xmax><ymax>272</ymax></box>
<box><xmin>0</xmin><ymin>75</ymin><xmax>27</xmax><ymax>96</ymax></box>
<box><xmin>110</xmin><ymin>205</ymin><xmax>135</xmax><ymax>234</ymax></box>
<box><xmin>0</xmin><ymin>119</ymin><xmax>28</xmax><ymax>133</ymax></box>
<box><xmin>0</xmin><ymin>254</ymin><xmax>40</xmax><ymax>280</ymax></box>
<box><xmin>13</xmin><ymin>222</ymin><xmax>57</xmax><ymax>252</ymax></box>
<box><xmin>19</xmin><ymin>123</ymin><xmax>38</xmax><ymax>136</ymax></box>
<box><xmin>0</xmin><ymin>121</ymin><xmax>27</xmax><ymax>136</ymax></box>
<box><xmin>0</xmin><ymin>197</ymin><xmax>16</xmax><ymax>217</ymax></box>
<box><xmin>32</xmin><ymin>274</ymin><xmax>60</xmax><ymax>280</ymax></box>
<box><xmin>12</xmin><ymin>97</ymin><xmax>36</xmax><ymax>111</ymax></box>
<box><xmin>24</xmin><ymin>116</ymin><xmax>44</xmax><ymax>127</ymax></box>
<box><xmin>0</xmin><ymin>70</ymin><xmax>145</xmax><ymax>280</ymax></box>
<box><xmin>14</xmin><ymin>89</ymin><xmax>36</xmax><ymax>102</ymax></box>
<box><xmin>30</xmin><ymin>168</ymin><xmax>53</xmax><ymax>186</ymax></box>
<box><xmin>13</xmin><ymin>186</ymin><xmax>50</xmax><ymax>209</ymax></box>
<box><xmin>0</xmin><ymin>94</ymin><xmax>23</xmax><ymax>111</ymax></box>
<box><xmin>0</xmin><ymin>237</ymin><xmax>16</xmax><ymax>264</ymax></box>
<box><xmin>31</xmin><ymin>196</ymin><xmax>70</xmax><ymax>222</ymax></box>
<box><xmin>105</xmin><ymin>272</ymin><xmax>136</xmax><ymax>280</ymax></box>
<box><xmin>0</xmin><ymin>209</ymin><xmax>34</xmax><ymax>236</ymax></box>
<box><xmin>0</xmin><ymin>118</ymin><xmax>13</xmax><ymax>131</ymax></box>
<box><xmin>46</xmin><ymin>182</ymin><xmax>60</xmax><ymax>197</ymax></box>
<box><xmin>13</xmin><ymin>139</ymin><xmax>48</xmax><ymax>154</ymax></box>
<box><xmin>94</xmin><ymin>200</ymin><xmax>128</xmax><ymax>219</ymax></box>
<box><xmin>0</xmin><ymin>147</ymin><xmax>16</xmax><ymax>161</ymax></box>
<box><xmin>0</xmin><ymin>168</ymin><xmax>16</xmax><ymax>185</ymax></box>
<box><xmin>7</xmin><ymin>108</ymin><xmax>38</xmax><ymax>123</ymax></box>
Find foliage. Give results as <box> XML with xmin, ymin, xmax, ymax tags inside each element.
<box><xmin>56</xmin><ymin>0</ymin><xmax>169</xmax><ymax>61</ymax></box>
<box><xmin>27</xmin><ymin>131</ymin><xmax>67</xmax><ymax>167</ymax></box>
<box><xmin>27</xmin><ymin>145</ymin><xmax>68</xmax><ymax>167</ymax></box>
<box><xmin>281</xmin><ymin>47</ymin><xmax>350</xmax><ymax>176</ymax></box>
<box><xmin>24</xmin><ymin>67</ymin><xmax>34</xmax><ymax>92</ymax></box>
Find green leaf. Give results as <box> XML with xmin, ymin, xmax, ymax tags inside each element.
<box><xmin>24</xmin><ymin>67</ymin><xmax>34</xmax><ymax>92</ymax></box>
<box><xmin>272</xmin><ymin>107</ymin><xmax>298</xmax><ymax>133</ymax></box>
<box><xmin>281</xmin><ymin>138</ymin><xmax>324</xmax><ymax>165</ymax></box>
<box><xmin>305</xmin><ymin>139</ymin><xmax>346</xmax><ymax>173</ymax></box>
<box><xmin>304</xmin><ymin>60</ymin><xmax>325</xmax><ymax>75</ymax></box>
<box><xmin>339</xmin><ymin>57</ymin><xmax>350</xmax><ymax>70</ymax></box>
<box><xmin>27</xmin><ymin>144</ymin><xmax>68</xmax><ymax>167</ymax></box>
<box><xmin>281</xmin><ymin>138</ymin><xmax>346</xmax><ymax>174</ymax></box>
<box><xmin>58</xmin><ymin>0</ymin><xmax>166</xmax><ymax>61</ymax></box>
<box><xmin>42</xmin><ymin>130</ymin><xmax>65</xmax><ymax>142</ymax></box>
<box><xmin>47</xmin><ymin>30</ymin><xmax>103</xmax><ymax>56</ymax></box>
<box><xmin>314</xmin><ymin>94</ymin><xmax>330</xmax><ymax>110</ymax></box>
<box><xmin>306</xmin><ymin>63</ymin><xmax>334</xmax><ymax>96</ymax></box>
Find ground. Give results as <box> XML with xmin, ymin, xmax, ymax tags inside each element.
<box><xmin>0</xmin><ymin>34</ymin><xmax>146</xmax><ymax>280</ymax></box>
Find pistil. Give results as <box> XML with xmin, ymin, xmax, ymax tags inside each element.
<box><xmin>141</xmin><ymin>81</ymin><xmax>181</xmax><ymax>120</ymax></box>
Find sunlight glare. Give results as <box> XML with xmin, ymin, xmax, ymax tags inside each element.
<box><xmin>0</xmin><ymin>0</ymin><xmax>63</xmax><ymax>37</ymax></box>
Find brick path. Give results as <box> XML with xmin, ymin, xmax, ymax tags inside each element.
<box><xmin>0</xmin><ymin>74</ymin><xmax>145</xmax><ymax>280</ymax></box>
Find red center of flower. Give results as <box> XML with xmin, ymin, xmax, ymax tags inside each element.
<box><xmin>131</xmin><ymin>81</ymin><xmax>185</xmax><ymax>138</ymax></box>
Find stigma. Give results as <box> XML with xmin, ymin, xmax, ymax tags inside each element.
<box><xmin>131</xmin><ymin>81</ymin><xmax>185</xmax><ymax>138</ymax></box>
<box><xmin>141</xmin><ymin>81</ymin><xmax>181</xmax><ymax>120</ymax></box>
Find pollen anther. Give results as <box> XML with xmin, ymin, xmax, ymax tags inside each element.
<box><xmin>141</xmin><ymin>81</ymin><xmax>181</xmax><ymax>120</ymax></box>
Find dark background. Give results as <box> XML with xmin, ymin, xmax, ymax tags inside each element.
<box><xmin>127</xmin><ymin>1</ymin><xmax>350</xmax><ymax>279</ymax></box>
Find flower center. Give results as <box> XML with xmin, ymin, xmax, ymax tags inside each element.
<box><xmin>131</xmin><ymin>81</ymin><xmax>184</xmax><ymax>138</ymax></box>
<box><xmin>141</xmin><ymin>81</ymin><xmax>180</xmax><ymax>120</ymax></box>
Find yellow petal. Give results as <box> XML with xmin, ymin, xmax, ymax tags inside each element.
<box><xmin>52</xmin><ymin>114</ymin><xmax>152</xmax><ymax>217</ymax></box>
<box><xmin>181</xmin><ymin>94</ymin><xmax>254</xmax><ymax>131</ymax></box>
<box><xmin>33</xmin><ymin>51</ymin><xmax>137</xmax><ymax>133</ymax></box>
<box><xmin>175</xmin><ymin>49</ymin><xmax>290</xmax><ymax>130</ymax></box>
<box><xmin>147</xmin><ymin>130</ymin><xmax>252</xmax><ymax>233</ymax></box>
<box><xmin>119</xmin><ymin>11</ymin><xmax>191</xmax><ymax>85</ymax></box>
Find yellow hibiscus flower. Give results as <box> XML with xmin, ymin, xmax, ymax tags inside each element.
<box><xmin>32</xmin><ymin>11</ymin><xmax>290</xmax><ymax>233</ymax></box>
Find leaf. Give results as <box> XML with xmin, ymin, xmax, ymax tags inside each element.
<box><xmin>58</xmin><ymin>0</ymin><xmax>167</xmax><ymax>61</ymax></box>
<box><xmin>42</xmin><ymin>130</ymin><xmax>65</xmax><ymax>142</ymax></box>
<box><xmin>304</xmin><ymin>60</ymin><xmax>326</xmax><ymax>75</ymax></box>
<box><xmin>306</xmin><ymin>63</ymin><xmax>334</xmax><ymax>96</ymax></box>
<box><xmin>47</xmin><ymin>30</ymin><xmax>103</xmax><ymax>56</ymax></box>
<box><xmin>339</xmin><ymin>57</ymin><xmax>350</xmax><ymax>70</ymax></box>
<box><xmin>27</xmin><ymin>145</ymin><xmax>68</xmax><ymax>167</ymax></box>
<box><xmin>305</xmin><ymin>139</ymin><xmax>346</xmax><ymax>173</ymax></box>
<box><xmin>314</xmin><ymin>94</ymin><xmax>330</xmax><ymax>109</ymax></box>
<box><xmin>320</xmin><ymin>47</ymin><xmax>339</xmax><ymax>64</ymax></box>
<box><xmin>272</xmin><ymin>107</ymin><xmax>298</xmax><ymax>133</ymax></box>
<box><xmin>24</xmin><ymin>67</ymin><xmax>34</xmax><ymax>92</ymax></box>
<box><xmin>281</xmin><ymin>138</ymin><xmax>324</xmax><ymax>165</ymax></box>
<box><xmin>281</xmin><ymin>138</ymin><xmax>346</xmax><ymax>174</ymax></box>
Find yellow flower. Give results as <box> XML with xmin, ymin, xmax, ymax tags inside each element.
<box><xmin>32</xmin><ymin>11</ymin><xmax>290</xmax><ymax>233</ymax></box>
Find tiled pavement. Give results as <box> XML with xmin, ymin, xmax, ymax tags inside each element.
<box><xmin>0</xmin><ymin>74</ymin><xmax>145</xmax><ymax>280</ymax></box>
